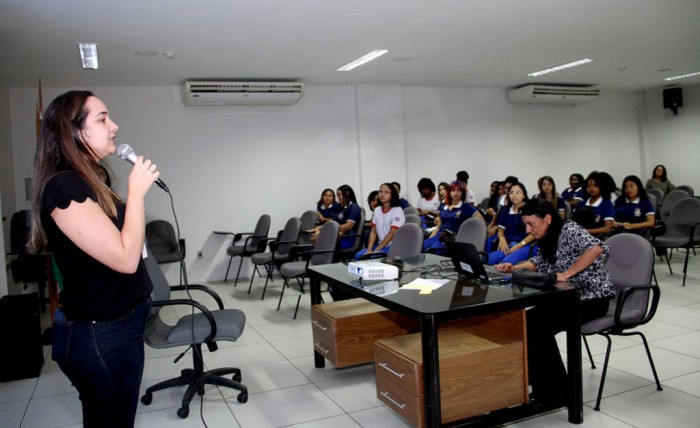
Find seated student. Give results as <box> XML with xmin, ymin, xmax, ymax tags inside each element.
<box><xmin>306</xmin><ymin>184</ymin><xmax>361</xmax><ymax>248</ymax></box>
<box><xmin>363</xmin><ymin>190</ymin><xmax>379</xmax><ymax>245</ymax></box>
<box><xmin>613</xmin><ymin>175</ymin><xmax>656</xmax><ymax>233</ymax></box>
<box><xmin>356</xmin><ymin>183</ymin><xmax>405</xmax><ymax>259</ymax></box>
<box><xmin>573</xmin><ymin>172</ymin><xmax>615</xmax><ymax>237</ymax></box>
<box><xmin>487</xmin><ymin>182</ymin><xmax>536</xmax><ymax>265</ymax></box>
<box><xmin>488</xmin><ymin>175</ymin><xmax>519</xmax><ymax>237</ymax></box>
<box><xmin>561</xmin><ymin>173</ymin><xmax>586</xmax><ymax>208</ymax></box>
<box><xmin>315</xmin><ymin>188</ymin><xmax>341</xmax><ymax>224</ymax></box>
<box><xmin>391</xmin><ymin>182</ymin><xmax>411</xmax><ymax>209</ymax></box>
<box><xmin>423</xmin><ymin>181</ymin><xmax>482</xmax><ymax>252</ymax></box>
<box><xmin>456</xmin><ymin>170</ymin><xmax>477</xmax><ymax>205</ymax></box>
<box><xmin>437</xmin><ymin>181</ymin><xmax>450</xmax><ymax>204</ymax></box>
<box><xmin>536</xmin><ymin>175</ymin><xmax>566</xmax><ymax>220</ymax></box>
<box><xmin>645</xmin><ymin>164</ymin><xmax>676</xmax><ymax>194</ymax></box>
<box><xmin>415</xmin><ymin>177</ymin><xmax>440</xmax><ymax>223</ymax></box>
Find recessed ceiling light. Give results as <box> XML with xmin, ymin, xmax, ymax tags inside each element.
<box><xmin>528</xmin><ymin>58</ymin><xmax>593</xmax><ymax>77</ymax></box>
<box><xmin>337</xmin><ymin>49</ymin><xmax>388</xmax><ymax>71</ymax></box>
<box><xmin>135</xmin><ymin>50</ymin><xmax>159</xmax><ymax>57</ymax></box>
<box><xmin>77</xmin><ymin>43</ymin><xmax>99</xmax><ymax>69</ymax></box>
<box><xmin>664</xmin><ymin>71</ymin><xmax>700</xmax><ymax>81</ymax></box>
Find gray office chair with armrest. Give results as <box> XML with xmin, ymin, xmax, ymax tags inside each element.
<box><xmin>646</xmin><ymin>188</ymin><xmax>664</xmax><ymax>210</ymax></box>
<box><xmin>676</xmin><ymin>185</ymin><xmax>694</xmax><ymax>197</ymax></box>
<box><xmin>403</xmin><ymin>206</ymin><xmax>419</xmax><ymax>216</ymax></box>
<box><xmin>404</xmin><ymin>213</ymin><xmax>422</xmax><ymax>227</ymax></box>
<box><xmin>297</xmin><ymin>210</ymin><xmax>318</xmax><ymax>245</ymax></box>
<box><xmin>277</xmin><ymin>221</ymin><xmax>339</xmax><ymax>319</ymax></box>
<box><xmin>658</xmin><ymin>189</ymin><xmax>689</xmax><ymax>223</ymax></box>
<box><xmin>140</xmin><ymin>250</ymin><xmax>248</xmax><ymax>419</ymax></box>
<box><xmin>581</xmin><ymin>233</ymin><xmax>662</xmax><ymax>411</ymax></box>
<box><xmin>146</xmin><ymin>219</ymin><xmax>187</xmax><ymax>285</ymax></box>
<box><xmin>455</xmin><ymin>217</ymin><xmax>488</xmax><ymax>252</ymax></box>
<box><xmin>652</xmin><ymin>197</ymin><xmax>700</xmax><ymax>286</ymax></box>
<box><xmin>221</xmin><ymin>214</ymin><xmax>271</xmax><ymax>286</ymax></box>
<box><xmin>248</xmin><ymin>216</ymin><xmax>301</xmax><ymax>299</ymax></box>
<box><xmin>360</xmin><ymin>223</ymin><xmax>424</xmax><ymax>261</ymax></box>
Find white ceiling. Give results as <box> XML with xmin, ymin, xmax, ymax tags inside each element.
<box><xmin>1</xmin><ymin>0</ymin><xmax>699</xmax><ymax>91</ymax></box>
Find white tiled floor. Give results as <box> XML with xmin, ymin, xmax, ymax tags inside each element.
<box><xmin>2</xmin><ymin>252</ymin><xmax>700</xmax><ymax>427</ymax></box>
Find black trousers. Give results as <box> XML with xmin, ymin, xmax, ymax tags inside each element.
<box><xmin>526</xmin><ymin>297</ymin><xmax>610</xmax><ymax>399</ymax></box>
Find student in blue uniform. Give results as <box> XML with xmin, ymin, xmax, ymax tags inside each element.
<box><xmin>536</xmin><ymin>175</ymin><xmax>567</xmax><ymax>220</ymax></box>
<box><xmin>333</xmin><ymin>184</ymin><xmax>362</xmax><ymax>250</ymax></box>
<box><xmin>561</xmin><ymin>173</ymin><xmax>586</xmax><ymax>208</ymax></box>
<box><xmin>487</xmin><ymin>182</ymin><xmax>536</xmax><ymax>265</ymax></box>
<box><xmin>423</xmin><ymin>181</ymin><xmax>482</xmax><ymax>252</ymax></box>
<box><xmin>574</xmin><ymin>172</ymin><xmax>615</xmax><ymax>237</ymax></box>
<box><xmin>315</xmin><ymin>188</ymin><xmax>341</xmax><ymax>224</ymax></box>
<box><xmin>613</xmin><ymin>175</ymin><xmax>655</xmax><ymax>233</ymax></box>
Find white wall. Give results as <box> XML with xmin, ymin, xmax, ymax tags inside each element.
<box><xmin>3</xmin><ymin>83</ymin><xmax>698</xmax><ymax>285</ymax></box>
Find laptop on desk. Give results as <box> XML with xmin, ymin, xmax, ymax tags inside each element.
<box><xmin>447</xmin><ymin>241</ymin><xmax>512</xmax><ymax>284</ymax></box>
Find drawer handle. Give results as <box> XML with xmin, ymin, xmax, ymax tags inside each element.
<box><xmin>312</xmin><ymin>320</ymin><xmax>328</xmax><ymax>331</ymax></box>
<box><xmin>314</xmin><ymin>342</ymin><xmax>330</xmax><ymax>354</ymax></box>
<box><xmin>378</xmin><ymin>362</ymin><xmax>405</xmax><ymax>379</ymax></box>
<box><xmin>380</xmin><ymin>391</ymin><xmax>406</xmax><ymax>410</ymax></box>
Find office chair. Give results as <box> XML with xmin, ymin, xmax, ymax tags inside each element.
<box><xmin>403</xmin><ymin>206</ymin><xmax>419</xmax><ymax>216</ymax></box>
<box><xmin>277</xmin><ymin>221</ymin><xmax>339</xmax><ymax>319</ymax></box>
<box><xmin>658</xmin><ymin>189</ymin><xmax>689</xmax><ymax>223</ymax></box>
<box><xmin>581</xmin><ymin>233</ymin><xmax>662</xmax><ymax>410</ymax></box>
<box><xmin>8</xmin><ymin>210</ymin><xmax>47</xmax><ymax>310</ymax></box>
<box><xmin>455</xmin><ymin>217</ymin><xmax>488</xmax><ymax>252</ymax></box>
<box><xmin>645</xmin><ymin>188</ymin><xmax>664</xmax><ymax>210</ymax></box>
<box><xmin>248</xmin><ymin>216</ymin><xmax>301</xmax><ymax>299</ymax></box>
<box><xmin>652</xmin><ymin>198</ymin><xmax>700</xmax><ymax>286</ymax></box>
<box><xmin>297</xmin><ymin>210</ymin><xmax>318</xmax><ymax>245</ymax></box>
<box><xmin>146</xmin><ymin>219</ymin><xmax>187</xmax><ymax>285</ymax></box>
<box><xmin>222</xmin><ymin>214</ymin><xmax>271</xmax><ymax>285</ymax></box>
<box><xmin>675</xmin><ymin>185</ymin><xmax>694</xmax><ymax>198</ymax></box>
<box><xmin>140</xmin><ymin>250</ymin><xmax>248</xmax><ymax>419</ymax></box>
<box><xmin>404</xmin><ymin>213</ymin><xmax>422</xmax><ymax>227</ymax></box>
<box><xmin>361</xmin><ymin>223</ymin><xmax>424</xmax><ymax>260</ymax></box>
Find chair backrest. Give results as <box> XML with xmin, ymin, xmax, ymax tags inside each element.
<box><xmin>478</xmin><ymin>197</ymin><xmax>490</xmax><ymax>210</ymax></box>
<box><xmin>455</xmin><ymin>217</ymin><xmax>487</xmax><ymax>252</ymax></box>
<box><xmin>660</xmin><ymin>189</ymin><xmax>689</xmax><ymax>222</ymax></box>
<box><xmin>310</xmin><ymin>221</ymin><xmax>339</xmax><ymax>266</ymax></box>
<box><xmin>143</xmin><ymin>249</ymin><xmax>172</xmax><ymax>319</ymax></box>
<box><xmin>246</xmin><ymin>214</ymin><xmax>271</xmax><ymax>252</ymax></box>
<box><xmin>145</xmin><ymin>220</ymin><xmax>182</xmax><ymax>263</ymax></box>
<box><xmin>404</xmin><ymin>214</ymin><xmax>422</xmax><ymax>227</ymax></box>
<box><xmin>665</xmin><ymin>198</ymin><xmax>700</xmax><ymax>239</ymax></box>
<box><xmin>676</xmin><ymin>185</ymin><xmax>694</xmax><ymax>198</ymax></box>
<box><xmin>387</xmin><ymin>223</ymin><xmax>424</xmax><ymax>259</ymax></box>
<box><xmin>646</xmin><ymin>194</ymin><xmax>657</xmax><ymax>213</ymax></box>
<box><xmin>275</xmin><ymin>217</ymin><xmax>301</xmax><ymax>258</ymax></box>
<box><xmin>403</xmin><ymin>206</ymin><xmax>419</xmax><ymax>216</ymax></box>
<box><xmin>646</xmin><ymin>188</ymin><xmax>664</xmax><ymax>209</ymax></box>
<box><xmin>605</xmin><ymin>233</ymin><xmax>655</xmax><ymax>321</ymax></box>
<box><xmin>298</xmin><ymin>210</ymin><xmax>317</xmax><ymax>245</ymax></box>
<box><xmin>10</xmin><ymin>210</ymin><xmax>31</xmax><ymax>255</ymax></box>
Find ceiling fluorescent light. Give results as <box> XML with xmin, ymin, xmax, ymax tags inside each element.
<box><xmin>78</xmin><ymin>43</ymin><xmax>99</xmax><ymax>69</ymax></box>
<box><xmin>337</xmin><ymin>49</ymin><xmax>388</xmax><ymax>71</ymax></box>
<box><xmin>665</xmin><ymin>71</ymin><xmax>700</xmax><ymax>81</ymax></box>
<box><xmin>528</xmin><ymin>58</ymin><xmax>593</xmax><ymax>77</ymax></box>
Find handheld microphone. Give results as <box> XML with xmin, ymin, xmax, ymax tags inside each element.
<box><xmin>116</xmin><ymin>144</ymin><xmax>169</xmax><ymax>192</ymax></box>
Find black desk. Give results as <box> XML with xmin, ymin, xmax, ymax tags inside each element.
<box><xmin>308</xmin><ymin>254</ymin><xmax>583</xmax><ymax>427</ymax></box>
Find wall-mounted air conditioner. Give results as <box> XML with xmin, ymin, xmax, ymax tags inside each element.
<box><xmin>507</xmin><ymin>85</ymin><xmax>600</xmax><ymax>104</ymax></box>
<box><xmin>182</xmin><ymin>81</ymin><xmax>304</xmax><ymax>106</ymax></box>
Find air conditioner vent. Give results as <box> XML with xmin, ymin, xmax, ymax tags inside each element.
<box><xmin>508</xmin><ymin>85</ymin><xmax>599</xmax><ymax>104</ymax></box>
<box><xmin>182</xmin><ymin>81</ymin><xmax>304</xmax><ymax>106</ymax></box>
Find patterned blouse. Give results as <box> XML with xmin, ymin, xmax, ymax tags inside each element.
<box><xmin>529</xmin><ymin>221</ymin><xmax>615</xmax><ymax>301</ymax></box>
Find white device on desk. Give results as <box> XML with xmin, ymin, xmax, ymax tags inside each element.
<box><xmin>348</xmin><ymin>261</ymin><xmax>399</xmax><ymax>281</ymax></box>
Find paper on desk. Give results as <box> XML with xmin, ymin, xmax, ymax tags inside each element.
<box><xmin>401</xmin><ymin>278</ymin><xmax>450</xmax><ymax>294</ymax></box>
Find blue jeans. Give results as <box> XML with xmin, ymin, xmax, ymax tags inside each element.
<box><xmin>355</xmin><ymin>245</ymin><xmax>391</xmax><ymax>260</ymax></box>
<box><xmin>488</xmin><ymin>242</ymin><xmax>538</xmax><ymax>265</ymax></box>
<box><xmin>52</xmin><ymin>298</ymin><xmax>151</xmax><ymax>428</ymax></box>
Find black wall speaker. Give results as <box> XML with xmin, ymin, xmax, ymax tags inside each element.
<box><xmin>663</xmin><ymin>87</ymin><xmax>683</xmax><ymax>114</ymax></box>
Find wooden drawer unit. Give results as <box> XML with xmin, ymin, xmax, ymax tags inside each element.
<box><xmin>311</xmin><ymin>298</ymin><xmax>418</xmax><ymax>368</ymax></box>
<box><xmin>374</xmin><ymin>310</ymin><xmax>528</xmax><ymax>427</ymax></box>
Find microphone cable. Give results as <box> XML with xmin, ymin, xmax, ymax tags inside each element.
<box><xmin>164</xmin><ymin>188</ymin><xmax>209</xmax><ymax>428</ymax></box>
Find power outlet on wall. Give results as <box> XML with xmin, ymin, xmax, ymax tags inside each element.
<box><xmin>197</xmin><ymin>251</ymin><xmax>203</xmax><ymax>259</ymax></box>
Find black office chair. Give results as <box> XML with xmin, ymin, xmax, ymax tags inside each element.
<box><xmin>581</xmin><ymin>233</ymin><xmax>662</xmax><ymax>410</ymax></box>
<box><xmin>140</xmin><ymin>250</ymin><xmax>248</xmax><ymax>419</ymax></box>
<box><xmin>653</xmin><ymin>198</ymin><xmax>700</xmax><ymax>286</ymax></box>
<box><xmin>8</xmin><ymin>210</ymin><xmax>47</xmax><ymax>310</ymax></box>
<box><xmin>146</xmin><ymin>219</ymin><xmax>187</xmax><ymax>285</ymax></box>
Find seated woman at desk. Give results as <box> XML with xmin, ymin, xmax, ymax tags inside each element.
<box><xmin>495</xmin><ymin>198</ymin><xmax>615</xmax><ymax>401</ymax></box>
<box><xmin>422</xmin><ymin>181</ymin><xmax>482</xmax><ymax>252</ymax></box>
<box><xmin>355</xmin><ymin>183</ymin><xmax>405</xmax><ymax>259</ymax></box>
<box><xmin>613</xmin><ymin>175</ymin><xmax>656</xmax><ymax>234</ymax></box>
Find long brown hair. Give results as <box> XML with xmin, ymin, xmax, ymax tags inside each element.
<box><xmin>29</xmin><ymin>90</ymin><xmax>118</xmax><ymax>252</ymax></box>
<box><xmin>537</xmin><ymin>175</ymin><xmax>559</xmax><ymax>210</ymax></box>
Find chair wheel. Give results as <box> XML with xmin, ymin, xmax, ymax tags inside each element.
<box><xmin>237</xmin><ymin>392</ymin><xmax>248</xmax><ymax>403</ymax></box>
<box><xmin>140</xmin><ymin>392</ymin><xmax>152</xmax><ymax>405</ymax></box>
<box><xmin>233</xmin><ymin>372</ymin><xmax>242</xmax><ymax>382</ymax></box>
<box><xmin>177</xmin><ymin>406</ymin><xmax>190</xmax><ymax>419</ymax></box>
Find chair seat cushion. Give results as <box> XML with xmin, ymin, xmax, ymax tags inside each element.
<box><xmin>581</xmin><ymin>307</ymin><xmax>646</xmax><ymax>334</ymax></box>
<box><xmin>251</xmin><ymin>252</ymin><xmax>272</xmax><ymax>265</ymax></box>
<box><xmin>227</xmin><ymin>245</ymin><xmax>245</xmax><ymax>256</ymax></box>
<box><xmin>654</xmin><ymin>235</ymin><xmax>692</xmax><ymax>248</ymax></box>
<box><xmin>280</xmin><ymin>261</ymin><xmax>307</xmax><ymax>278</ymax></box>
<box><xmin>153</xmin><ymin>252</ymin><xmax>182</xmax><ymax>264</ymax></box>
<box><xmin>146</xmin><ymin>308</ymin><xmax>246</xmax><ymax>348</ymax></box>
